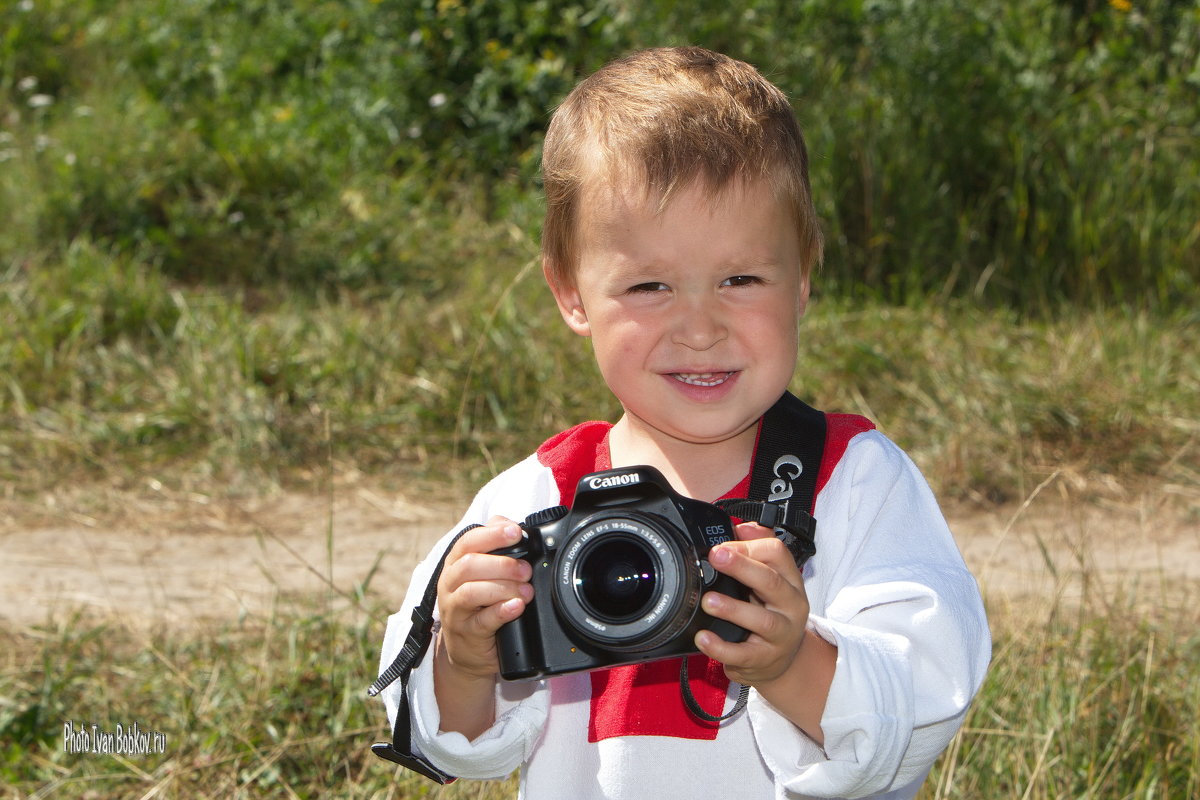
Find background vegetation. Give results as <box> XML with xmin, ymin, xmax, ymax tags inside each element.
<box><xmin>1</xmin><ymin>0</ymin><xmax>1197</xmax><ymax>798</ymax></box>
<box><xmin>2</xmin><ymin>0</ymin><xmax>1197</xmax><ymax>500</ymax></box>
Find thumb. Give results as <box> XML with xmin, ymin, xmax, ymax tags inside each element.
<box><xmin>733</xmin><ymin>520</ymin><xmax>775</xmax><ymax>541</ymax></box>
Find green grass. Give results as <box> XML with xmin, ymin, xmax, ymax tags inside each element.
<box><xmin>3</xmin><ymin>596</ymin><xmax>1196</xmax><ymax>798</ymax></box>
<box><xmin>3</xmin><ymin>0</ymin><xmax>1197</xmax><ymax>308</ymax></box>
<box><xmin>3</xmin><ymin>247</ymin><xmax>1197</xmax><ymax>506</ymax></box>
<box><xmin>926</xmin><ymin>607</ymin><xmax>1200</xmax><ymax>799</ymax></box>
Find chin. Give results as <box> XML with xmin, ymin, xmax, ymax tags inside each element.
<box><xmin>667</xmin><ymin>417</ymin><xmax>760</xmax><ymax>447</ymax></box>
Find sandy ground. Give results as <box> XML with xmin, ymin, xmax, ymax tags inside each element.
<box><xmin>1</xmin><ymin>475</ymin><xmax>1197</xmax><ymax>631</ymax></box>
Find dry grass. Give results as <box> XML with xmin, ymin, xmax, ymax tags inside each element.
<box><xmin>3</xmin><ymin>583</ymin><xmax>1196</xmax><ymax>799</ymax></box>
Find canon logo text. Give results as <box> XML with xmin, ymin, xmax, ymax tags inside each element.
<box><xmin>588</xmin><ymin>473</ymin><xmax>641</xmax><ymax>490</ymax></box>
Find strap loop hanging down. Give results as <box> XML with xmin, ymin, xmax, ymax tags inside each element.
<box><xmin>679</xmin><ymin>657</ymin><xmax>751</xmax><ymax>723</ymax></box>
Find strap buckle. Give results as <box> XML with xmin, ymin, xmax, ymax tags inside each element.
<box><xmin>370</xmin><ymin>742</ymin><xmax>457</xmax><ymax>784</ymax></box>
<box><xmin>753</xmin><ymin>501</ymin><xmax>785</xmax><ymax>532</ymax></box>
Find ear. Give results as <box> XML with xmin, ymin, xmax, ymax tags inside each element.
<box><xmin>544</xmin><ymin>258</ymin><xmax>591</xmax><ymax>337</ymax></box>
<box><xmin>797</xmin><ymin>271</ymin><xmax>812</xmax><ymax>317</ymax></box>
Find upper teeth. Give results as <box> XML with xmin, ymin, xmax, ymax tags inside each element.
<box><xmin>674</xmin><ymin>372</ymin><xmax>729</xmax><ymax>386</ymax></box>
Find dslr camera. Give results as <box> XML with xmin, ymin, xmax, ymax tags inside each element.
<box><xmin>491</xmin><ymin>465</ymin><xmax>751</xmax><ymax>681</ymax></box>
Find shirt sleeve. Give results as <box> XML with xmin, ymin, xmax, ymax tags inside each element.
<box><xmin>748</xmin><ymin>430</ymin><xmax>991</xmax><ymax>798</ymax></box>
<box><xmin>375</xmin><ymin>454</ymin><xmax>559</xmax><ymax>779</ymax></box>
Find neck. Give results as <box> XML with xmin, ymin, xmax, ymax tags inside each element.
<box><xmin>607</xmin><ymin>416</ymin><xmax>758</xmax><ymax>502</ymax></box>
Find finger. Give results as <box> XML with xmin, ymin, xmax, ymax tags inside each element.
<box><xmin>733</xmin><ymin>520</ymin><xmax>775</xmax><ymax>540</ymax></box>
<box><xmin>693</xmin><ymin>621</ymin><xmax>784</xmax><ymax>672</ymax></box>
<box><xmin>439</xmin><ymin>579</ymin><xmax>534</xmax><ymax>648</ymax></box>
<box><xmin>727</xmin><ymin>532</ymin><xmax>801</xmax><ymax>573</ymax></box>
<box><xmin>465</xmin><ymin>594</ymin><xmax>532</xmax><ymax>638</ymax></box>
<box><xmin>708</xmin><ymin>541</ymin><xmax>800</xmax><ymax>597</ymax></box>
<box><xmin>449</xmin><ymin>517</ymin><xmax>525</xmax><ymax>560</ymax></box>
<box><xmin>447</xmin><ymin>576</ymin><xmax>534</xmax><ymax>611</ymax></box>
<box><xmin>442</xmin><ymin>521</ymin><xmax>533</xmax><ymax>590</ymax></box>
<box><xmin>693</xmin><ymin>626</ymin><xmax>734</xmax><ymax>662</ymax></box>
<box><xmin>446</xmin><ymin>549</ymin><xmax>533</xmax><ymax>588</ymax></box>
<box><xmin>699</xmin><ymin>589</ymin><xmax>791</xmax><ymax>644</ymax></box>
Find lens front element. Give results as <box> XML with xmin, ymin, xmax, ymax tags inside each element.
<box><xmin>576</xmin><ymin>537</ymin><xmax>657</xmax><ymax>621</ymax></box>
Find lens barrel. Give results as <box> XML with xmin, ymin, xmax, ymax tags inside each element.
<box><xmin>553</xmin><ymin>514</ymin><xmax>699</xmax><ymax>653</ymax></box>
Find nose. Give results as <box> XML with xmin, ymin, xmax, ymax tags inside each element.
<box><xmin>670</xmin><ymin>291</ymin><xmax>728</xmax><ymax>351</ymax></box>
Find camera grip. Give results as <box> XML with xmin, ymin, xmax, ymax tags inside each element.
<box><xmin>704</xmin><ymin>614</ymin><xmax>751</xmax><ymax>645</ymax></box>
<box><xmin>496</xmin><ymin>615</ymin><xmax>542</xmax><ymax>681</ymax></box>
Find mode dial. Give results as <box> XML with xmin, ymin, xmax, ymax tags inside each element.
<box><xmin>524</xmin><ymin>505</ymin><xmax>569</xmax><ymax>527</ymax></box>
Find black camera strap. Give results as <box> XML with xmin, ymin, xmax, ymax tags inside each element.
<box><xmin>368</xmin><ymin>391</ymin><xmax>827</xmax><ymax>780</ymax></box>
<box><xmin>715</xmin><ymin>389</ymin><xmax>825</xmax><ymax>566</ymax></box>
<box><xmin>366</xmin><ymin>524</ymin><xmax>478</xmax><ymax>784</ymax></box>
<box><xmin>682</xmin><ymin>391</ymin><xmax>826</xmax><ymax>724</ymax></box>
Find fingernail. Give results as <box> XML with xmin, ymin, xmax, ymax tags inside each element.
<box><xmin>503</xmin><ymin>524</ymin><xmax>522</xmax><ymax>541</ymax></box>
<box><xmin>502</xmin><ymin>597</ymin><xmax>524</xmax><ymax>615</ymax></box>
<box><xmin>710</xmin><ymin>546</ymin><xmax>731</xmax><ymax>566</ymax></box>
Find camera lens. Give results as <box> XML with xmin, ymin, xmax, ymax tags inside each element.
<box><xmin>555</xmin><ymin>515</ymin><xmax>698</xmax><ymax>652</ymax></box>
<box><xmin>576</xmin><ymin>538</ymin><xmax>657</xmax><ymax>621</ymax></box>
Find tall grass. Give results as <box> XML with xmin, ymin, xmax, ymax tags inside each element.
<box><xmin>927</xmin><ymin>607</ymin><xmax>1200</xmax><ymax>799</ymax></box>
<box><xmin>2</xmin><ymin>596</ymin><xmax>1196</xmax><ymax>798</ymax></box>
<box><xmin>3</xmin><ymin>237</ymin><xmax>1197</xmax><ymax>503</ymax></box>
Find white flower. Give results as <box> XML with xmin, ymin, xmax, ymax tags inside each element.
<box><xmin>428</xmin><ymin>93</ymin><xmax>447</xmax><ymax>109</ymax></box>
<box><xmin>17</xmin><ymin>76</ymin><xmax>37</xmax><ymax>92</ymax></box>
<box><xmin>28</xmin><ymin>94</ymin><xmax>54</xmax><ymax>108</ymax></box>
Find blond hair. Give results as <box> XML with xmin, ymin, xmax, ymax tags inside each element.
<box><xmin>541</xmin><ymin>46</ymin><xmax>823</xmax><ymax>287</ymax></box>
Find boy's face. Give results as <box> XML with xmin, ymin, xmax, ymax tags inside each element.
<box><xmin>548</xmin><ymin>177</ymin><xmax>809</xmax><ymax>451</ymax></box>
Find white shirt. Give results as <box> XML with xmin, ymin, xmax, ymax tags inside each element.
<box><xmin>378</xmin><ymin>418</ymin><xmax>990</xmax><ymax>799</ymax></box>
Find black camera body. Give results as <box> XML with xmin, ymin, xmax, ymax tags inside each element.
<box><xmin>491</xmin><ymin>466</ymin><xmax>751</xmax><ymax>681</ymax></box>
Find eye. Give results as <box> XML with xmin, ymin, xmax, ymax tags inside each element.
<box><xmin>721</xmin><ymin>275</ymin><xmax>764</xmax><ymax>288</ymax></box>
<box><xmin>628</xmin><ymin>282</ymin><xmax>669</xmax><ymax>294</ymax></box>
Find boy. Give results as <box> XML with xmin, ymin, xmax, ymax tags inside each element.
<box><xmin>377</xmin><ymin>46</ymin><xmax>990</xmax><ymax>799</ymax></box>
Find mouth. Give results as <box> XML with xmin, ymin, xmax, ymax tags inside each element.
<box><xmin>670</xmin><ymin>371</ymin><xmax>735</xmax><ymax>387</ymax></box>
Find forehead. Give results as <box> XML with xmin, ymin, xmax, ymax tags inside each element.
<box><xmin>575</xmin><ymin>176</ymin><xmax>801</xmax><ymax>272</ymax></box>
<box><xmin>579</xmin><ymin>172</ymin><xmax>786</xmax><ymax>236</ymax></box>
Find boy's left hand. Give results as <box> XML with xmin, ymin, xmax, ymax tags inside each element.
<box><xmin>694</xmin><ymin>521</ymin><xmax>811</xmax><ymax>687</ymax></box>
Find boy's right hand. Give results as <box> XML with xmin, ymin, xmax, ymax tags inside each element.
<box><xmin>435</xmin><ymin>517</ymin><xmax>535</xmax><ymax>682</ymax></box>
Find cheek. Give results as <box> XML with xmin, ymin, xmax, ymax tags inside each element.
<box><xmin>750</xmin><ymin>305</ymin><xmax>801</xmax><ymax>367</ymax></box>
<box><xmin>751</xmin><ymin>303</ymin><xmax>798</xmax><ymax>342</ymax></box>
<box><xmin>592</xmin><ymin>313</ymin><xmax>652</xmax><ymax>354</ymax></box>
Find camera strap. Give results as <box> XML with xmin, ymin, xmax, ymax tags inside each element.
<box><xmin>368</xmin><ymin>391</ymin><xmax>828</xmax><ymax>779</ymax></box>
<box><xmin>715</xmin><ymin>389</ymin><xmax>826</xmax><ymax>567</ymax></box>
<box><xmin>683</xmin><ymin>390</ymin><xmax>827</xmax><ymax>723</ymax></box>
<box><xmin>366</xmin><ymin>524</ymin><xmax>479</xmax><ymax>784</ymax></box>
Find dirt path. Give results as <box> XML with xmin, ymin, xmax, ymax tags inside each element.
<box><xmin>1</xmin><ymin>478</ymin><xmax>1196</xmax><ymax>630</ymax></box>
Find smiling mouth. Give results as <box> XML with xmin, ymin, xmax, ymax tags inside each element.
<box><xmin>671</xmin><ymin>372</ymin><xmax>735</xmax><ymax>387</ymax></box>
